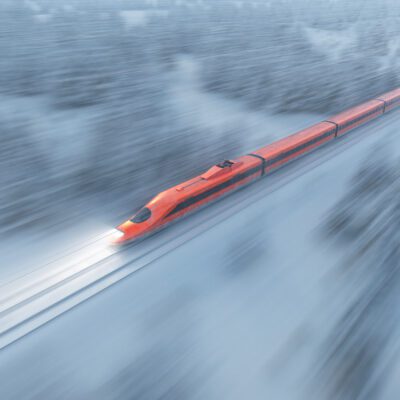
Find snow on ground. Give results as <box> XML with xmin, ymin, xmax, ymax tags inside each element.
<box><xmin>120</xmin><ymin>10</ymin><xmax>149</xmax><ymax>28</ymax></box>
<box><xmin>378</xmin><ymin>37</ymin><xmax>400</xmax><ymax>72</ymax></box>
<box><xmin>170</xmin><ymin>55</ymin><xmax>322</xmax><ymax>151</ymax></box>
<box><xmin>0</xmin><ymin>57</ymin><xmax>319</xmax><ymax>285</ymax></box>
<box><xmin>0</xmin><ymin>95</ymin><xmax>96</xmax><ymax>174</ymax></box>
<box><xmin>33</xmin><ymin>13</ymin><xmax>52</xmax><ymax>23</ymax></box>
<box><xmin>119</xmin><ymin>9</ymin><xmax>169</xmax><ymax>29</ymax></box>
<box><xmin>24</xmin><ymin>0</ymin><xmax>41</xmax><ymax>13</ymax></box>
<box><xmin>302</xmin><ymin>25</ymin><xmax>358</xmax><ymax>62</ymax></box>
<box><xmin>2</xmin><ymin>114</ymin><xmax>400</xmax><ymax>399</ymax></box>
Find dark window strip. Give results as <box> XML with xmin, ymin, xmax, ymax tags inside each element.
<box><xmin>387</xmin><ymin>97</ymin><xmax>400</xmax><ymax>105</ymax></box>
<box><xmin>247</xmin><ymin>153</ymin><xmax>266</xmax><ymax>175</ymax></box>
<box><xmin>168</xmin><ymin>127</ymin><xmax>333</xmax><ymax>218</ymax></box>
<box><xmin>267</xmin><ymin>128</ymin><xmax>335</xmax><ymax>166</ymax></box>
<box><xmin>165</xmin><ymin>165</ymin><xmax>262</xmax><ymax>217</ymax></box>
<box><xmin>375</xmin><ymin>98</ymin><xmax>386</xmax><ymax>113</ymax></box>
<box><xmin>338</xmin><ymin>105</ymin><xmax>383</xmax><ymax>129</ymax></box>
<box><xmin>325</xmin><ymin>120</ymin><xmax>339</xmax><ymax>136</ymax></box>
<box><xmin>165</xmin><ymin>105</ymin><xmax>381</xmax><ymax>220</ymax></box>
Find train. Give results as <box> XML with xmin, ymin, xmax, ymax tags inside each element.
<box><xmin>110</xmin><ymin>88</ymin><xmax>400</xmax><ymax>245</ymax></box>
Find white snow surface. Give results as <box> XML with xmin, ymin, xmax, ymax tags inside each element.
<box><xmin>2</xmin><ymin>112</ymin><xmax>400</xmax><ymax>399</ymax></box>
<box><xmin>303</xmin><ymin>25</ymin><xmax>358</xmax><ymax>61</ymax></box>
<box><xmin>378</xmin><ymin>37</ymin><xmax>400</xmax><ymax>72</ymax></box>
<box><xmin>119</xmin><ymin>9</ymin><xmax>169</xmax><ymax>28</ymax></box>
<box><xmin>0</xmin><ymin>94</ymin><xmax>96</xmax><ymax>180</ymax></box>
<box><xmin>0</xmin><ymin>56</ymin><xmax>320</xmax><ymax>285</ymax></box>
<box><xmin>170</xmin><ymin>56</ymin><xmax>321</xmax><ymax>150</ymax></box>
<box><xmin>33</xmin><ymin>13</ymin><xmax>52</xmax><ymax>23</ymax></box>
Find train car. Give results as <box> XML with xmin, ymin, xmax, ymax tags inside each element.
<box><xmin>250</xmin><ymin>121</ymin><xmax>337</xmax><ymax>173</ymax></box>
<box><xmin>326</xmin><ymin>99</ymin><xmax>384</xmax><ymax>136</ymax></box>
<box><xmin>111</xmin><ymin>155</ymin><xmax>263</xmax><ymax>244</ymax></box>
<box><xmin>376</xmin><ymin>88</ymin><xmax>400</xmax><ymax>112</ymax></box>
<box><xmin>111</xmin><ymin>87</ymin><xmax>400</xmax><ymax>245</ymax></box>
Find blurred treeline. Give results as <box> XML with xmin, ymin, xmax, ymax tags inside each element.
<box><xmin>1</xmin><ymin>0</ymin><xmax>400</xmax><ymax>231</ymax></box>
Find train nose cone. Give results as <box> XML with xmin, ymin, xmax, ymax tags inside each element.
<box><xmin>110</xmin><ymin>220</ymin><xmax>151</xmax><ymax>245</ymax></box>
<box><xmin>109</xmin><ymin>228</ymin><xmax>126</xmax><ymax>245</ymax></box>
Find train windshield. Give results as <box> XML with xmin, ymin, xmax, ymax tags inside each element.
<box><xmin>131</xmin><ymin>207</ymin><xmax>152</xmax><ymax>223</ymax></box>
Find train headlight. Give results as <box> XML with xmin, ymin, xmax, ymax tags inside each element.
<box><xmin>110</xmin><ymin>229</ymin><xmax>124</xmax><ymax>241</ymax></box>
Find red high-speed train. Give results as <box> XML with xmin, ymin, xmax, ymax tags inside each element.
<box><xmin>110</xmin><ymin>88</ymin><xmax>400</xmax><ymax>244</ymax></box>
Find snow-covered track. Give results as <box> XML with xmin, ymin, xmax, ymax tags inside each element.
<box><xmin>0</xmin><ymin>109</ymin><xmax>399</xmax><ymax>351</ymax></box>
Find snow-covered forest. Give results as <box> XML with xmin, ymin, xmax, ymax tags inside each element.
<box><xmin>320</xmin><ymin>148</ymin><xmax>400</xmax><ymax>399</ymax></box>
<box><xmin>4</xmin><ymin>2</ymin><xmax>400</xmax><ymax>398</ymax></box>
<box><xmin>1</xmin><ymin>0</ymin><xmax>400</xmax><ymax>232</ymax></box>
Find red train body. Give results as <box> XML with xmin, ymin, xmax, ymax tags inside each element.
<box><xmin>110</xmin><ymin>88</ymin><xmax>400</xmax><ymax>244</ymax></box>
<box><xmin>376</xmin><ymin>88</ymin><xmax>400</xmax><ymax>112</ymax></box>
<box><xmin>327</xmin><ymin>99</ymin><xmax>384</xmax><ymax>136</ymax></box>
<box><xmin>111</xmin><ymin>156</ymin><xmax>262</xmax><ymax>244</ymax></box>
<box><xmin>251</xmin><ymin>121</ymin><xmax>336</xmax><ymax>173</ymax></box>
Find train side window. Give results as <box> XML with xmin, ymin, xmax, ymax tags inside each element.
<box><xmin>131</xmin><ymin>207</ymin><xmax>151</xmax><ymax>223</ymax></box>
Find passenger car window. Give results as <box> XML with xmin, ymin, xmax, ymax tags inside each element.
<box><xmin>131</xmin><ymin>207</ymin><xmax>151</xmax><ymax>223</ymax></box>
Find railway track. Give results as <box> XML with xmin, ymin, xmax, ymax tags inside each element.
<box><xmin>0</xmin><ymin>109</ymin><xmax>399</xmax><ymax>351</ymax></box>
